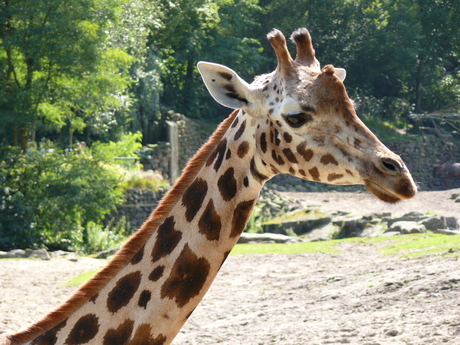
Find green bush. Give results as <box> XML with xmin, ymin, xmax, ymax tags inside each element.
<box><xmin>0</xmin><ymin>133</ymin><xmax>142</xmax><ymax>251</ymax></box>
<box><xmin>79</xmin><ymin>218</ymin><xmax>129</xmax><ymax>254</ymax></box>
<box><xmin>122</xmin><ymin>169</ymin><xmax>169</xmax><ymax>191</ymax></box>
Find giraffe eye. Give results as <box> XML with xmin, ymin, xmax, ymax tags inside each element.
<box><xmin>284</xmin><ymin>112</ymin><xmax>313</xmax><ymax>128</ymax></box>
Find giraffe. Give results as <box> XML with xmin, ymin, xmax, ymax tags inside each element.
<box><xmin>3</xmin><ymin>28</ymin><xmax>416</xmax><ymax>345</ymax></box>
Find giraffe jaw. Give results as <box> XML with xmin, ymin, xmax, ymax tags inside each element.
<box><xmin>364</xmin><ymin>179</ymin><xmax>408</xmax><ymax>204</ymax></box>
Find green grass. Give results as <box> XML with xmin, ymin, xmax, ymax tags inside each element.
<box><xmin>62</xmin><ymin>269</ymin><xmax>99</xmax><ymax>287</ymax></box>
<box><xmin>231</xmin><ymin>233</ymin><xmax>460</xmax><ymax>258</ymax></box>
<box><xmin>231</xmin><ymin>240</ymin><xmax>340</xmax><ymax>255</ymax></box>
<box><xmin>377</xmin><ymin>233</ymin><xmax>460</xmax><ymax>258</ymax></box>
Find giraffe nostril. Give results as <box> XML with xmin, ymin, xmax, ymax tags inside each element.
<box><xmin>381</xmin><ymin>158</ymin><xmax>402</xmax><ymax>174</ymax></box>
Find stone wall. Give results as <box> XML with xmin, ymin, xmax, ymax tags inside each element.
<box><xmin>110</xmin><ymin>188</ymin><xmax>168</xmax><ymax>231</ymax></box>
<box><xmin>139</xmin><ymin>142</ymin><xmax>171</xmax><ymax>179</ymax></box>
<box><xmin>139</xmin><ymin>113</ymin><xmax>212</xmax><ymax>181</ymax></box>
<box><xmin>176</xmin><ymin>114</ymin><xmax>213</xmax><ymax>171</ymax></box>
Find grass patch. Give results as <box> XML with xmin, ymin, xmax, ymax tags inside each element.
<box><xmin>231</xmin><ymin>240</ymin><xmax>339</xmax><ymax>255</ymax></box>
<box><xmin>232</xmin><ymin>233</ymin><xmax>460</xmax><ymax>258</ymax></box>
<box><xmin>378</xmin><ymin>233</ymin><xmax>460</xmax><ymax>258</ymax></box>
<box><xmin>62</xmin><ymin>269</ymin><xmax>99</xmax><ymax>287</ymax></box>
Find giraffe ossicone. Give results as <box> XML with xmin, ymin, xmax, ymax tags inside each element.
<box><xmin>4</xmin><ymin>28</ymin><xmax>416</xmax><ymax>345</ymax></box>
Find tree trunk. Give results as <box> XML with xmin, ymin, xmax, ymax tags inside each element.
<box><xmin>415</xmin><ymin>54</ymin><xmax>424</xmax><ymax>114</ymax></box>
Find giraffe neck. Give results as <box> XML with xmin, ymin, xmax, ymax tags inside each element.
<box><xmin>11</xmin><ymin>110</ymin><xmax>272</xmax><ymax>345</ymax></box>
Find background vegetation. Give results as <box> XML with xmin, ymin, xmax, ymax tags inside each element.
<box><xmin>1</xmin><ymin>0</ymin><xmax>459</xmax><ymax>251</ymax></box>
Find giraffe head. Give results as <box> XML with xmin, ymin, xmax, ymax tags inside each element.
<box><xmin>198</xmin><ymin>28</ymin><xmax>416</xmax><ymax>203</ymax></box>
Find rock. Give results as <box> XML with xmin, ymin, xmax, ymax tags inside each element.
<box><xmin>386</xmin><ymin>213</ymin><xmax>428</xmax><ymax>227</ymax></box>
<box><xmin>95</xmin><ymin>248</ymin><xmax>119</xmax><ymax>259</ymax></box>
<box><xmin>263</xmin><ymin>216</ymin><xmax>332</xmax><ymax>236</ymax></box>
<box><xmin>388</xmin><ymin>221</ymin><xmax>426</xmax><ymax>234</ymax></box>
<box><xmin>332</xmin><ymin>218</ymin><xmax>367</xmax><ymax>238</ymax></box>
<box><xmin>30</xmin><ymin>249</ymin><xmax>51</xmax><ymax>260</ymax></box>
<box><xmin>446</xmin><ymin>217</ymin><xmax>458</xmax><ymax>230</ymax></box>
<box><xmin>421</xmin><ymin>216</ymin><xmax>446</xmax><ymax>231</ymax></box>
<box><xmin>7</xmin><ymin>249</ymin><xmax>26</xmax><ymax>258</ymax></box>
<box><xmin>0</xmin><ymin>251</ymin><xmax>9</xmax><ymax>258</ymax></box>
<box><xmin>238</xmin><ymin>232</ymin><xmax>305</xmax><ymax>244</ymax></box>
<box><xmin>386</xmin><ymin>330</ymin><xmax>399</xmax><ymax>337</ymax></box>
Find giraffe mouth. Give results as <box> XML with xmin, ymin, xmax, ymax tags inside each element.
<box><xmin>364</xmin><ymin>180</ymin><xmax>402</xmax><ymax>204</ymax></box>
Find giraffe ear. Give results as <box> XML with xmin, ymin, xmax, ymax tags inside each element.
<box><xmin>197</xmin><ymin>61</ymin><xmax>253</xmax><ymax>109</ymax></box>
<box><xmin>334</xmin><ymin>68</ymin><xmax>346</xmax><ymax>82</ymax></box>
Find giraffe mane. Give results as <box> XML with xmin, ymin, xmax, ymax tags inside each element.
<box><xmin>7</xmin><ymin>110</ymin><xmax>240</xmax><ymax>345</ymax></box>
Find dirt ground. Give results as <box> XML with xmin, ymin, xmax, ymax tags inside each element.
<box><xmin>1</xmin><ymin>189</ymin><xmax>460</xmax><ymax>345</ymax></box>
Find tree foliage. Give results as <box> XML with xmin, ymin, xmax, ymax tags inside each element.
<box><xmin>0</xmin><ymin>133</ymin><xmax>141</xmax><ymax>251</ymax></box>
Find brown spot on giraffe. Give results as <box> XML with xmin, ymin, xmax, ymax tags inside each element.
<box><xmin>89</xmin><ymin>293</ymin><xmax>98</xmax><ymax>304</ymax></box>
<box><xmin>328</xmin><ymin>173</ymin><xmax>344</xmax><ymax>182</ymax></box>
<box><xmin>283</xmin><ymin>148</ymin><xmax>298</xmax><ymax>163</ymax></box>
<box><xmin>218</xmin><ymin>167</ymin><xmax>237</xmax><ymax>201</ymax></box>
<box><xmin>130</xmin><ymin>245</ymin><xmax>144</xmax><ymax>265</ymax></box>
<box><xmin>297</xmin><ymin>141</ymin><xmax>313</xmax><ymax>162</ymax></box>
<box><xmin>31</xmin><ymin>320</ymin><xmax>67</xmax><ymax>345</ymax></box>
<box><xmin>103</xmin><ymin>319</ymin><xmax>134</xmax><ymax>345</ymax></box>
<box><xmin>181</xmin><ymin>178</ymin><xmax>208</xmax><ymax>222</ymax></box>
<box><xmin>151</xmin><ymin>217</ymin><xmax>182</xmax><ymax>263</ymax></box>
<box><xmin>149</xmin><ymin>265</ymin><xmax>165</xmax><ymax>281</ymax></box>
<box><xmin>309</xmin><ymin>167</ymin><xmax>321</xmax><ymax>181</ymax></box>
<box><xmin>231</xmin><ymin>116</ymin><xmax>239</xmax><ymax>128</ymax></box>
<box><xmin>198</xmin><ymin>199</ymin><xmax>222</xmax><ymax>241</ymax></box>
<box><xmin>234</xmin><ymin>119</ymin><xmax>246</xmax><ymax>141</ymax></box>
<box><xmin>230</xmin><ymin>199</ymin><xmax>256</xmax><ymax>238</ymax></box>
<box><xmin>321</xmin><ymin>154</ymin><xmax>339</xmax><ymax>166</ymax></box>
<box><xmin>250</xmin><ymin>157</ymin><xmax>268</xmax><ymax>183</ymax></box>
<box><xmin>107</xmin><ymin>271</ymin><xmax>142</xmax><ymax>313</ymax></box>
<box><xmin>127</xmin><ymin>323</ymin><xmax>167</xmax><ymax>345</ymax></box>
<box><xmin>274</xmin><ymin>128</ymin><xmax>281</xmax><ymax>146</ymax></box>
<box><xmin>346</xmin><ymin>169</ymin><xmax>354</xmax><ymax>176</ymax></box>
<box><xmin>206</xmin><ymin>138</ymin><xmax>227</xmax><ymax>171</ymax></box>
<box><xmin>161</xmin><ymin>244</ymin><xmax>211</xmax><ymax>308</ymax></box>
<box><xmin>283</xmin><ymin>132</ymin><xmax>292</xmax><ymax>143</ymax></box>
<box><xmin>271</xmin><ymin>150</ymin><xmax>285</xmax><ymax>165</ymax></box>
<box><xmin>260</xmin><ymin>132</ymin><xmax>267</xmax><ymax>153</ymax></box>
<box><xmin>65</xmin><ymin>314</ymin><xmax>99</xmax><ymax>345</ymax></box>
<box><xmin>237</xmin><ymin>141</ymin><xmax>250</xmax><ymax>158</ymax></box>
<box><xmin>138</xmin><ymin>290</ymin><xmax>152</xmax><ymax>309</ymax></box>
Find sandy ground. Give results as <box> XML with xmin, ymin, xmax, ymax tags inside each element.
<box><xmin>1</xmin><ymin>189</ymin><xmax>460</xmax><ymax>344</ymax></box>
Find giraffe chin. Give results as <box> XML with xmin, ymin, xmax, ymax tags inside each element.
<box><xmin>364</xmin><ymin>180</ymin><xmax>403</xmax><ymax>204</ymax></box>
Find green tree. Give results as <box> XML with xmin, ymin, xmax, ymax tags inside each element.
<box><xmin>153</xmin><ymin>0</ymin><xmax>264</xmax><ymax>121</ymax></box>
<box><xmin>0</xmin><ymin>0</ymin><xmax>133</xmax><ymax>150</ymax></box>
